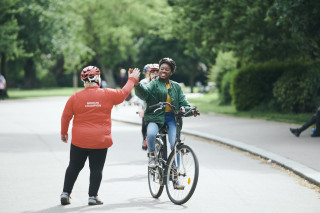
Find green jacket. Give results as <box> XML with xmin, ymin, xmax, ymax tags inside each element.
<box><xmin>134</xmin><ymin>78</ymin><xmax>191</xmax><ymax>128</ymax></box>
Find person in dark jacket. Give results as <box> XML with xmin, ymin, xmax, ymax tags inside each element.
<box><xmin>134</xmin><ymin>57</ymin><xmax>198</xmax><ymax>189</ymax></box>
<box><xmin>290</xmin><ymin>107</ymin><xmax>320</xmax><ymax>137</ymax></box>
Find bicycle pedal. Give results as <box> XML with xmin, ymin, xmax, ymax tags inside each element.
<box><xmin>173</xmin><ymin>185</ymin><xmax>185</xmax><ymax>190</ymax></box>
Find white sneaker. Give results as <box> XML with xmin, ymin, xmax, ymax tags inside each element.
<box><xmin>88</xmin><ymin>196</ymin><xmax>103</xmax><ymax>205</ymax></box>
<box><xmin>173</xmin><ymin>179</ymin><xmax>185</xmax><ymax>190</ymax></box>
<box><xmin>60</xmin><ymin>192</ymin><xmax>70</xmax><ymax>205</ymax></box>
<box><xmin>148</xmin><ymin>156</ymin><xmax>156</xmax><ymax>168</ymax></box>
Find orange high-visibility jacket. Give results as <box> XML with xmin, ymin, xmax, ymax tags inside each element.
<box><xmin>61</xmin><ymin>77</ymin><xmax>136</xmax><ymax>149</ymax></box>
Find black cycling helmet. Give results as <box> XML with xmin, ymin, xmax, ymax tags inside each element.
<box><xmin>159</xmin><ymin>57</ymin><xmax>176</xmax><ymax>73</ymax></box>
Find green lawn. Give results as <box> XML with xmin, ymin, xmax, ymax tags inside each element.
<box><xmin>7</xmin><ymin>88</ymin><xmax>82</xmax><ymax>99</ymax></box>
<box><xmin>6</xmin><ymin>88</ymin><xmax>312</xmax><ymax>124</ymax></box>
<box><xmin>188</xmin><ymin>93</ymin><xmax>313</xmax><ymax>124</ymax></box>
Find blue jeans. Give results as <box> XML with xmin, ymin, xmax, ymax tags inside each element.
<box><xmin>146</xmin><ymin>112</ymin><xmax>177</xmax><ymax>153</ymax></box>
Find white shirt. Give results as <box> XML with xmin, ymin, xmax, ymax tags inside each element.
<box><xmin>0</xmin><ymin>75</ymin><xmax>6</xmax><ymax>90</ymax></box>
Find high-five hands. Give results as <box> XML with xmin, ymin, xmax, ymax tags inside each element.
<box><xmin>128</xmin><ymin>68</ymin><xmax>140</xmax><ymax>85</ymax></box>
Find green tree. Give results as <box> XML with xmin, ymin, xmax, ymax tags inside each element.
<box><xmin>135</xmin><ymin>34</ymin><xmax>206</xmax><ymax>92</ymax></box>
<box><xmin>171</xmin><ymin>0</ymin><xmax>307</xmax><ymax>64</ymax></box>
<box><xmin>267</xmin><ymin>0</ymin><xmax>320</xmax><ymax>58</ymax></box>
<box><xmin>208</xmin><ymin>51</ymin><xmax>238</xmax><ymax>96</ymax></box>
<box><xmin>77</xmin><ymin>0</ymin><xmax>171</xmax><ymax>88</ymax></box>
<box><xmin>0</xmin><ymin>0</ymin><xmax>22</xmax><ymax>78</ymax></box>
<box><xmin>48</xmin><ymin>2</ymin><xmax>92</xmax><ymax>88</ymax></box>
<box><xmin>13</xmin><ymin>0</ymin><xmax>80</xmax><ymax>88</ymax></box>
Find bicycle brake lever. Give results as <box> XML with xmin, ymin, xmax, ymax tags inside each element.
<box><xmin>154</xmin><ymin>107</ymin><xmax>162</xmax><ymax>112</ymax></box>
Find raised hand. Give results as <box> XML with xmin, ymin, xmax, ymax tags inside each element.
<box><xmin>128</xmin><ymin>68</ymin><xmax>140</xmax><ymax>85</ymax></box>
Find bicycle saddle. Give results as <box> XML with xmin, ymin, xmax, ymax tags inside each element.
<box><xmin>159</xmin><ymin>125</ymin><xmax>168</xmax><ymax>134</ymax></box>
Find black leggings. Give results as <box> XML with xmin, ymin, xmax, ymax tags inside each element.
<box><xmin>142</xmin><ymin>118</ymin><xmax>147</xmax><ymax>140</ymax></box>
<box><xmin>63</xmin><ymin>144</ymin><xmax>108</xmax><ymax>196</ymax></box>
<box><xmin>0</xmin><ymin>90</ymin><xmax>4</xmax><ymax>100</ymax></box>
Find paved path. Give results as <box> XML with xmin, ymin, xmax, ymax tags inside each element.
<box><xmin>1</xmin><ymin>97</ymin><xmax>319</xmax><ymax>213</ymax></box>
<box><xmin>112</xmin><ymin>102</ymin><xmax>320</xmax><ymax>186</ymax></box>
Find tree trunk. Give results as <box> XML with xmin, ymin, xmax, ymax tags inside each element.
<box><xmin>24</xmin><ymin>58</ymin><xmax>37</xmax><ymax>89</ymax></box>
<box><xmin>101</xmin><ymin>67</ymin><xmax>116</xmax><ymax>88</ymax></box>
<box><xmin>50</xmin><ymin>56</ymin><xmax>64</xmax><ymax>74</ymax></box>
<box><xmin>95</xmin><ymin>57</ymin><xmax>116</xmax><ymax>88</ymax></box>
<box><xmin>189</xmin><ymin>67</ymin><xmax>195</xmax><ymax>93</ymax></box>
<box><xmin>73</xmin><ymin>70</ymin><xmax>78</xmax><ymax>88</ymax></box>
<box><xmin>1</xmin><ymin>53</ymin><xmax>8</xmax><ymax>98</ymax></box>
<box><xmin>1</xmin><ymin>53</ymin><xmax>6</xmax><ymax>77</ymax></box>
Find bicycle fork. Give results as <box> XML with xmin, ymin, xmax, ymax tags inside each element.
<box><xmin>172</xmin><ymin>144</ymin><xmax>187</xmax><ymax>178</ymax></box>
<box><xmin>155</xmin><ymin>137</ymin><xmax>167</xmax><ymax>185</ymax></box>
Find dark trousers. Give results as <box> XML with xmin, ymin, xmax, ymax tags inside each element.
<box><xmin>299</xmin><ymin>107</ymin><xmax>320</xmax><ymax>133</ymax></box>
<box><xmin>0</xmin><ymin>90</ymin><xmax>4</xmax><ymax>100</ymax></box>
<box><xmin>142</xmin><ymin>118</ymin><xmax>147</xmax><ymax>140</ymax></box>
<box><xmin>63</xmin><ymin>144</ymin><xmax>108</xmax><ymax>196</ymax></box>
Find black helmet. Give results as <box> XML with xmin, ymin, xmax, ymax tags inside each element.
<box><xmin>159</xmin><ymin>57</ymin><xmax>176</xmax><ymax>73</ymax></box>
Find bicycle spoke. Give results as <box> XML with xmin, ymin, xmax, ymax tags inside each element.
<box><xmin>148</xmin><ymin>140</ymin><xmax>164</xmax><ymax>198</ymax></box>
<box><xmin>146</xmin><ymin>102</ymin><xmax>200</xmax><ymax>204</ymax></box>
<box><xmin>165</xmin><ymin>145</ymin><xmax>199</xmax><ymax>205</ymax></box>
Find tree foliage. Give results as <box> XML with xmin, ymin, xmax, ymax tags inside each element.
<box><xmin>267</xmin><ymin>0</ymin><xmax>320</xmax><ymax>58</ymax></box>
<box><xmin>208</xmin><ymin>51</ymin><xmax>237</xmax><ymax>93</ymax></box>
<box><xmin>135</xmin><ymin>34</ymin><xmax>206</xmax><ymax>91</ymax></box>
<box><xmin>2</xmin><ymin>0</ymin><xmax>87</xmax><ymax>88</ymax></box>
<box><xmin>76</xmin><ymin>0</ymin><xmax>172</xmax><ymax>87</ymax></box>
<box><xmin>171</xmin><ymin>0</ymin><xmax>312</xmax><ymax>63</ymax></box>
<box><xmin>0</xmin><ymin>0</ymin><xmax>23</xmax><ymax>78</ymax></box>
<box><xmin>1</xmin><ymin>0</ymin><xmax>319</xmax><ymax>112</ymax></box>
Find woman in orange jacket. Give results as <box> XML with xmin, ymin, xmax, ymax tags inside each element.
<box><xmin>60</xmin><ymin>66</ymin><xmax>140</xmax><ymax>206</ymax></box>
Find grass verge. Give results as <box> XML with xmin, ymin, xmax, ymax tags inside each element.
<box><xmin>188</xmin><ymin>93</ymin><xmax>313</xmax><ymax>124</ymax></box>
<box><xmin>7</xmin><ymin>88</ymin><xmax>82</xmax><ymax>99</ymax></box>
<box><xmin>6</xmin><ymin>88</ymin><xmax>313</xmax><ymax>125</ymax></box>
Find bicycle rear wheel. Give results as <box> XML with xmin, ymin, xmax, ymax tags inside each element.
<box><xmin>165</xmin><ymin>144</ymin><xmax>199</xmax><ymax>205</ymax></box>
<box><xmin>148</xmin><ymin>139</ymin><xmax>164</xmax><ymax>198</ymax></box>
<box><xmin>148</xmin><ymin>167</ymin><xmax>164</xmax><ymax>198</ymax></box>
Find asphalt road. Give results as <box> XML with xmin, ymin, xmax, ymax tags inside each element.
<box><xmin>0</xmin><ymin>97</ymin><xmax>319</xmax><ymax>213</ymax></box>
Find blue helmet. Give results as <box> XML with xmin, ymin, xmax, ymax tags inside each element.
<box><xmin>143</xmin><ymin>64</ymin><xmax>151</xmax><ymax>73</ymax></box>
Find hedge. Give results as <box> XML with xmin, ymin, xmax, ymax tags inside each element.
<box><xmin>273</xmin><ymin>63</ymin><xmax>320</xmax><ymax>113</ymax></box>
<box><xmin>219</xmin><ymin>70</ymin><xmax>238</xmax><ymax>105</ymax></box>
<box><xmin>231</xmin><ymin>61</ymin><xmax>310</xmax><ymax>111</ymax></box>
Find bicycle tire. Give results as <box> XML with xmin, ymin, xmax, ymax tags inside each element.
<box><xmin>148</xmin><ymin>139</ymin><xmax>164</xmax><ymax>198</ymax></box>
<box><xmin>165</xmin><ymin>144</ymin><xmax>199</xmax><ymax>205</ymax></box>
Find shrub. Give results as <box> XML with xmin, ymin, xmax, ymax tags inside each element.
<box><xmin>208</xmin><ymin>51</ymin><xmax>238</xmax><ymax>93</ymax></box>
<box><xmin>56</xmin><ymin>73</ymin><xmax>76</xmax><ymax>87</ymax></box>
<box><xmin>219</xmin><ymin>70</ymin><xmax>238</xmax><ymax>105</ymax></box>
<box><xmin>273</xmin><ymin>63</ymin><xmax>320</xmax><ymax>113</ymax></box>
<box><xmin>231</xmin><ymin>61</ymin><xmax>309</xmax><ymax>111</ymax></box>
<box><xmin>40</xmin><ymin>73</ymin><xmax>58</xmax><ymax>88</ymax></box>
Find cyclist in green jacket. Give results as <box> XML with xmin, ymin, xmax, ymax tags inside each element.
<box><xmin>134</xmin><ymin>58</ymin><xmax>198</xmax><ymax>184</ymax></box>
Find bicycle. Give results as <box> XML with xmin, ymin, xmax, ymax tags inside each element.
<box><xmin>147</xmin><ymin>102</ymin><xmax>200</xmax><ymax>205</ymax></box>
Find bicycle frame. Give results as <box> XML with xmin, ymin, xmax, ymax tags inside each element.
<box><xmin>148</xmin><ymin>102</ymin><xmax>200</xmax><ymax>204</ymax></box>
<box><xmin>151</xmin><ymin>102</ymin><xmax>199</xmax><ymax>184</ymax></box>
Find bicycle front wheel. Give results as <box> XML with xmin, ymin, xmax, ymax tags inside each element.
<box><xmin>165</xmin><ymin>144</ymin><xmax>199</xmax><ymax>205</ymax></box>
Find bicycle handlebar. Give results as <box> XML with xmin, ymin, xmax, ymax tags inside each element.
<box><xmin>149</xmin><ymin>103</ymin><xmax>161</xmax><ymax>111</ymax></box>
<box><xmin>148</xmin><ymin>102</ymin><xmax>200</xmax><ymax>117</ymax></box>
